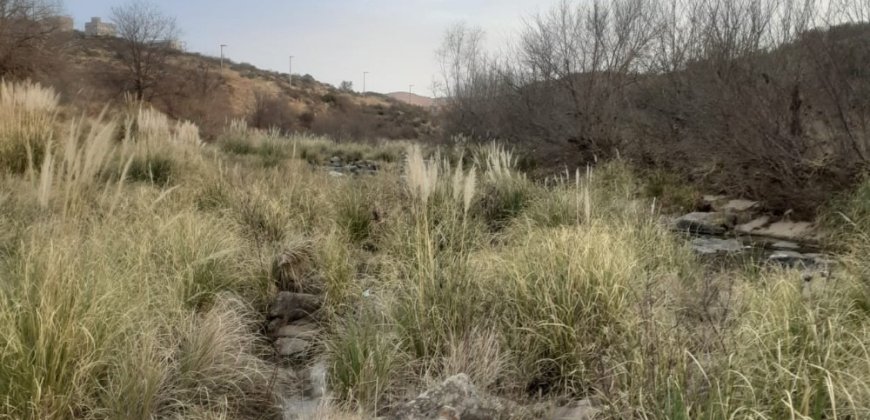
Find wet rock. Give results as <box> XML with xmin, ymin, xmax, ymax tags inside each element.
<box><xmin>389</xmin><ymin>374</ymin><xmax>522</xmax><ymax>420</ymax></box>
<box><xmin>269</xmin><ymin>292</ymin><xmax>322</xmax><ymax>323</ymax></box>
<box><xmin>275</xmin><ymin>337</ymin><xmax>311</xmax><ymax>357</ymax></box>
<box><xmin>674</xmin><ymin>212</ymin><xmax>736</xmax><ymax>235</ymax></box>
<box><xmin>691</xmin><ymin>237</ymin><xmax>744</xmax><ymax>254</ymax></box>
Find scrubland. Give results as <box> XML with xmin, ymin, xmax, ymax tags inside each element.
<box><xmin>2</xmin><ymin>80</ymin><xmax>870</xmax><ymax>419</ymax></box>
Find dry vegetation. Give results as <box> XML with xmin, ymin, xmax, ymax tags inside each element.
<box><xmin>438</xmin><ymin>0</ymin><xmax>870</xmax><ymax>216</ymax></box>
<box><xmin>1</xmin><ymin>80</ymin><xmax>870</xmax><ymax>419</ymax></box>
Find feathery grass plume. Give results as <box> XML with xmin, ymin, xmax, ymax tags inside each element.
<box><xmin>43</xmin><ymin>116</ymin><xmax>119</xmax><ymax>214</ymax></box>
<box><xmin>0</xmin><ymin>80</ymin><xmax>58</xmax><ymax>174</ymax></box>
<box><xmin>0</xmin><ymin>79</ymin><xmax>60</xmax><ymax>113</ymax></box>
<box><xmin>462</xmin><ymin>166</ymin><xmax>476</xmax><ymax>214</ymax></box>
<box><xmin>174</xmin><ymin>120</ymin><xmax>203</xmax><ymax>147</ymax></box>
<box><xmin>36</xmin><ymin>141</ymin><xmax>53</xmax><ymax>208</ymax></box>
<box><xmin>136</xmin><ymin>105</ymin><xmax>172</xmax><ymax>144</ymax></box>
<box><xmin>405</xmin><ymin>144</ymin><xmax>438</xmax><ymax>205</ymax></box>
<box><xmin>228</xmin><ymin>118</ymin><xmax>249</xmax><ymax>136</ymax></box>
<box><xmin>472</xmin><ymin>142</ymin><xmax>534</xmax><ymax>228</ymax></box>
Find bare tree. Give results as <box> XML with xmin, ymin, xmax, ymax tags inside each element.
<box><xmin>0</xmin><ymin>0</ymin><xmax>64</xmax><ymax>76</ymax></box>
<box><xmin>111</xmin><ymin>0</ymin><xmax>180</xmax><ymax>100</ymax></box>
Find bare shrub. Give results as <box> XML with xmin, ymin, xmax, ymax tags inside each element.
<box><xmin>112</xmin><ymin>0</ymin><xmax>181</xmax><ymax>100</ymax></box>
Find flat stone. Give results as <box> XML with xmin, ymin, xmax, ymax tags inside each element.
<box><xmin>767</xmin><ymin>250</ymin><xmax>814</xmax><ymax>268</ymax></box>
<box><xmin>389</xmin><ymin>374</ymin><xmax>524</xmax><ymax>420</ymax></box>
<box><xmin>754</xmin><ymin>221</ymin><xmax>815</xmax><ymax>241</ymax></box>
<box><xmin>269</xmin><ymin>292</ymin><xmax>322</xmax><ymax>323</ymax></box>
<box><xmin>273</xmin><ymin>322</ymin><xmax>320</xmax><ymax>339</ymax></box>
<box><xmin>736</xmin><ymin>216</ymin><xmax>771</xmax><ymax>234</ymax></box>
<box><xmin>674</xmin><ymin>212</ymin><xmax>736</xmax><ymax>235</ymax></box>
<box><xmin>550</xmin><ymin>399</ymin><xmax>599</xmax><ymax>420</ymax></box>
<box><xmin>328</xmin><ymin>171</ymin><xmax>344</xmax><ymax>177</ymax></box>
<box><xmin>701</xmin><ymin>195</ymin><xmax>727</xmax><ymax>207</ymax></box>
<box><xmin>275</xmin><ymin>337</ymin><xmax>311</xmax><ymax>357</ymax></box>
<box><xmin>691</xmin><ymin>237</ymin><xmax>744</xmax><ymax>254</ymax></box>
<box><xmin>721</xmin><ymin>199</ymin><xmax>759</xmax><ymax>213</ymax></box>
<box><xmin>772</xmin><ymin>241</ymin><xmax>800</xmax><ymax>250</ymax></box>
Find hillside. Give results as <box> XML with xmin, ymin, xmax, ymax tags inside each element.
<box><xmin>386</xmin><ymin>91</ymin><xmax>445</xmax><ymax>109</ymax></box>
<box><xmin>33</xmin><ymin>30</ymin><xmax>438</xmax><ymax>140</ymax></box>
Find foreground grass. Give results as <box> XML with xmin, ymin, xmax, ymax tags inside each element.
<box><xmin>0</xmin><ymin>81</ymin><xmax>869</xmax><ymax>419</ymax></box>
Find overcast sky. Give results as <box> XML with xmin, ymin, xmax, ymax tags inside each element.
<box><xmin>65</xmin><ymin>0</ymin><xmax>560</xmax><ymax>95</ymax></box>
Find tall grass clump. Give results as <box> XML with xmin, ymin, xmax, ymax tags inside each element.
<box><xmin>472</xmin><ymin>143</ymin><xmax>536</xmax><ymax>229</ymax></box>
<box><xmin>387</xmin><ymin>145</ymin><xmax>484</xmax><ymax>366</ymax></box>
<box><xmin>0</xmin><ymin>103</ymin><xmax>278</xmax><ymax>419</ymax></box>
<box><xmin>0</xmin><ymin>214</ymin><xmax>276</xmax><ymax>419</ymax></box>
<box><xmin>327</xmin><ymin>309</ymin><xmax>404</xmax><ymax>412</ymax></box>
<box><xmin>118</xmin><ymin>107</ymin><xmax>205</xmax><ymax>187</ymax></box>
<box><xmin>0</xmin><ymin>80</ymin><xmax>58</xmax><ymax>174</ymax></box>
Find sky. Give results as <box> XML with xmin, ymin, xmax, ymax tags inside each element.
<box><xmin>64</xmin><ymin>0</ymin><xmax>561</xmax><ymax>95</ymax></box>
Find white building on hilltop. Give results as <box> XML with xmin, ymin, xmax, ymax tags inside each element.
<box><xmin>84</xmin><ymin>17</ymin><xmax>117</xmax><ymax>37</ymax></box>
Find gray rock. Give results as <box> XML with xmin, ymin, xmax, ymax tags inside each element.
<box><xmin>328</xmin><ymin>170</ymin><xmax>345</xmax><ymax>177</ymax></box>
<box><xmin>269</xmin><ymin>292</ymin><xmax>322</xmax><ymax>323</ymax></box>
<box><xmin>771</xmin><ymin>241</ymin><xmax>800</xmax><ymax>250</ymax></box>
<box><xmin>275</xmin><ymin>337</ymin><xmax>311</xmax><ymax>357</ymax></box>
<box><xmin>273</xmin><ymin>321</ymin><xmax>320</xmax><ymax>340</ymax></box>
<box><xmin>549</xmin><ymin>400</ymin><xmax>599</xmax><ymax>420</ymax></box>
<box><xmin>691</xmin><ymin>237</ymin><xmax>744</xmax><ymax>254</ymax></box>
<box><xmin>389</xmin><ymin>374</ymin><xmax>522</xmax><ymax>420</ymax></box>
<box><xmin>305</xmin><ymin>359</ymin><xmax>329</xmax><ymax>399</ymax></box>
<box><xmin>701</xmin><ymin>195</ymin><xmax>727</xmax><ymax>208</ymax></box>
<box><xmin>721</xmin><ymin>199</ymin><xmax>759</xmax><ymax>213</ymax></box>
<box><xmin>767</xmin><ymin>250</ymin><xmax>815</xmax><ymax>268</ymax></box>
<box><xmin>674</xmin><ymin>212</ymin><xmax>736</xmax><ymax>235</ymax></box>
<box><xmin>753</xmin><ymin>221</ymin><xmax>816</xmax><ymax>241</ymax></box>
<box><xmin>736</xmin><ymin>216</ymin><xmax>771</xmax><ymax>234</ymax></box>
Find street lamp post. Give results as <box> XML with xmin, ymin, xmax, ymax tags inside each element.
<box><xmin>289</xmin><ymin>55</ymin><xmax>294</xmax><ymax>87</ymax></box>
<box><xmin>220</xmin><ymin>44</ymin><xmax>228</xmax><ymax>72</ymax></box>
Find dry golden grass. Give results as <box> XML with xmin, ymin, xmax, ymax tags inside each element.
<box><xmin>1</xmin><ymin>80</ymin><xmax>869</xmax><ymax>420</ymax></box>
